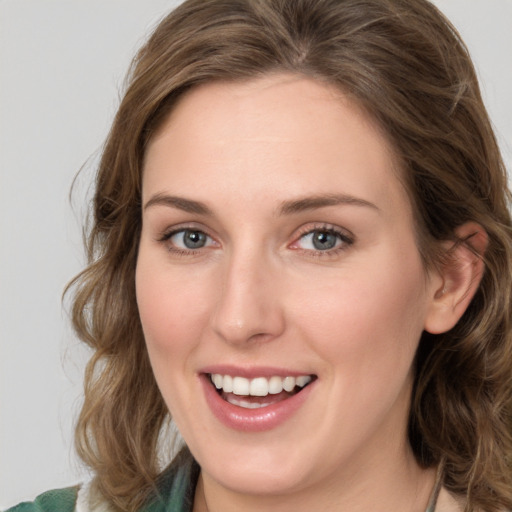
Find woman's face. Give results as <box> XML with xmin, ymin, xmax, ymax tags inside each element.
<box><xmin>136</xmin><ymin>74</ymin><xmax>441</xmax><ymax>497</ymax></box>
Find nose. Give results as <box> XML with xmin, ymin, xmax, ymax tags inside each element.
<box><xmin>211</xmin><ymin>250</ymin><xmax>285</xmax><ymax>346</ymax></box>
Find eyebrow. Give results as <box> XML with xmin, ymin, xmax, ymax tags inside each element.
<box><xmin>278</xmin><ymin>194</ymin><xmax>379</xmax><ymax>215</ymax></box>
<box><xmin>144</xmin><ymin>194</ymin><xmax>213</xmax><ymax>215</ymax></box>
<box><xmin>143</xmin><ymin>192</ymin><xmax>379</xmax><ymax>216</ymax></box>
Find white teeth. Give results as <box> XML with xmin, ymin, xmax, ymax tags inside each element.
<box><xmin>232</xmin><ymin>376</ymin><xmax>250</xmax><ymax>396</ymax></box>
<box><xmin>223</xmin><ymin>374</ymin><xmax>233</xmax><ymax>393</ymax></box>
<box><xmin>213</xmin><ymin>374</ymin><xmax>223</xmax><ymax>389</ymax></box>
<box><xmin>296</xmin><ymin>375</ymin><xmax>312</xmax><ymax>387</ymax></box>
<box><xmin>227</xmin><ymin>396</ymin><xmax>272</xmax><ymax>409</ymax></box>
<box><xmin>282</xmin><ymin>376</ymin><xmax>296</xmax><ymax>392</ymax></box>
<box><xmin>268</xmin><ymin>376</ymin><xmax>283</xmax><ymax>394</ymax></box>
<box><xmin>210</xmin><ymin>373</ymin><xmax>313</xmax><ymax>397</ymax></box>
<box><xmin>249</xmin><ymin>377</ymin><xmax>269</xmax><ymax>396</ymax></box>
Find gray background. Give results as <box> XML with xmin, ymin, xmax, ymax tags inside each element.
<box><xmin>1</xmin><ymin>0</ymin><xmax>511</xmax><ymax>508</ymax></box>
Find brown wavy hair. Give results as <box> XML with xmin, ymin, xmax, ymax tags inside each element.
<box><xmin>67</xmin><ymin>0</ymin><xmax>512</xmax><ymax>510</ymax></box>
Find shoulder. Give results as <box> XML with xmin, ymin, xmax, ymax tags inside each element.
<box><xmin>5</xmin><ymin>450</ymin><xmax>199</xmax><ymax>512</ymax></box>
<box><xmin>76</xmin><ymin>449</ymin><xmax>199</xmax><ymax>512</ymax></box>
<box><xmin>5</xmin><ymin>487</ymin><xmax>78</xmax><ymax>512</ymax></box>
<box><xmin>435</xmin><ymin>487</ymin><xmax>465</xmax><ymax>512</ymax></box>
<box><xmin>7</xmin><ymin>483</ymin><xmax>116</xmax><ymax>512</ymax></box>
<box><xmin>437</xmin><ymin>487</ymin><xmax>512</xmax><ymax>512</ymax></box>
<box><xmin>141</xmin><ymin>448</ymin><xmax>200</xmax><ymax>512</ymax></box>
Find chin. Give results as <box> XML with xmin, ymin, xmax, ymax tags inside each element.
<box><xmin>189</xmin><ymin>435</ymin><xmax>316</xmax><ymax>496</ymax></box>
<box><xmin>204</xmin><ymin>458</ymin><xmax>312</xmax><ymax>497</ymax></box>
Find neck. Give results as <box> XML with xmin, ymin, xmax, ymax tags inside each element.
<box><xmin>194</xmin><ymin>446</ymin><xmax>437</xmax><ymax>512</ymax></box>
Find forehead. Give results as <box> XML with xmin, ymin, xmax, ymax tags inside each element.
<box><xmin>142</xmin><ymin>73</ymin><xmax>409</xmax><ymax>219</ymax></box>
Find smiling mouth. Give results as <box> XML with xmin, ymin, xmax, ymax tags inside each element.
<box><xmin>208</xmin><ymin>373</ymin><xmax>316</xmax><ymax>409</ymax></box>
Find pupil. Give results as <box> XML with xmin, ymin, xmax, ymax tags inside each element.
<box><xmin>313</xmin><ymin>231</ymin><xmax>336</xmax><ymax>250</ymax></box>
<box><xmin>184</xmin><ymin>230</ymin><xmax>206</xmax><ymax>249</ymax></box>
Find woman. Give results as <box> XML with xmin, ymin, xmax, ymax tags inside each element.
<box><xmin>9</xmin><ymin>0</ymin><xmax>512</xmax><ymax>511</ymax></box>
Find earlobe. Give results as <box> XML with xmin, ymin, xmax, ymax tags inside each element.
<box><xmin>424</xmin><ymin>222</ymin><xmax>488</xmax><ymax>335</ymax></box>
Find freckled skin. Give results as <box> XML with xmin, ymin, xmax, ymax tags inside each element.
<box><xmin>136</xmin><ymin>74</ymin><xmax>444</xmax><ymax>512</ymax></box>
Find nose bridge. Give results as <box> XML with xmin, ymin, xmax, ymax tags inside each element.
<box><xmin>212</xmin><ymin>242</ymin><xmax>284</xmax><ymax>345</ymax></box>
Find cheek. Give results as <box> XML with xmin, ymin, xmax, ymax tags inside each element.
<box><xmin>294</xmin><ymin>254</ymin><xmax>429</xmax><ymax>374</ymax></box>
<box><xmin>287</xmin><ymin>254</ymin><xmax>429</xmax><ymax>449</ymax></box>
<box><xmin>135</xmin><ymin>256</ymin><xmax>212</xmax><ymax>366</ymax></box>
<box><xmin>135</xmin><ymin>256</ymin><xmax>218</xmax><ymax>426</ymax></box>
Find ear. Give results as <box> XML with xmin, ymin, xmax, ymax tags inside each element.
<box><xmin>424</xmin><ymin>222</ymin><xmax>488</xmax><ymax>335</ymax></box>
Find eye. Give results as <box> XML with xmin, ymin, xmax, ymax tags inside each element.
<box><xmin>161</xmin><ymin>228</ymin><xmax>216</xmax><ymax>252</ymax></box>
<box><xmin>292</xmin><ymin>226</ymin><xmax>353</xmax><ymax>254</ymax></box>
<box><xmin>300</xmin><ymin>230</ymin><xmax>339</xmax><ymax>251</ymax></box>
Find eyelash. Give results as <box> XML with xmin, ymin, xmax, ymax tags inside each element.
<box><xmin>157</xmin><ymin>223</ymin><xmax>354</xmax><ymax>258</ymax></box>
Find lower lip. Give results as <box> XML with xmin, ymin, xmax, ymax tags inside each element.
<box><xmin>200</xmin><ymin>374</ymin><xmax>315</xmax><ymax>432</ymax></box>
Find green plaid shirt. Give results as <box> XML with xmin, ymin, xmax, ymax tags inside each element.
<box><xmin>6</xmin><ymin>450</ymin><xmax>199</xmax><ymax>512</ymax></box>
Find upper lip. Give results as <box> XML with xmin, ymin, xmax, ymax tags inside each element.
<box><xmin>199</xmin><ymin>365</ymin><xmax>316</xmax><ymax>379</ymax></box>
